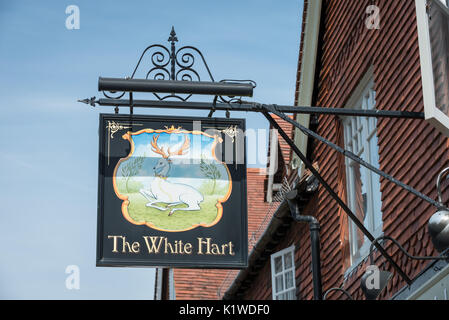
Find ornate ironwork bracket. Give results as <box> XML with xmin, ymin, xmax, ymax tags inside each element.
<box><xmin>90</xmin><ymin>27</ymin><xmax>257</xmax><ymax>115</ymax></box>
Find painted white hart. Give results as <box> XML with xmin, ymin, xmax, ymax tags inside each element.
<box><xmin>140</xmin><ymin>134</ymin><xmax>204</xmax><ymax>216</ymax></box>
<box><xmin>113</xmin><ymin>126</ymin><xmax>232</xmax><ymax>232</ymax></box>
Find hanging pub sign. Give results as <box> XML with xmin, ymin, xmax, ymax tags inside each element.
<box><xmin>96</xmin><ymin>114</ymin><xmax>248</xmax><ymax>269</ymax></box>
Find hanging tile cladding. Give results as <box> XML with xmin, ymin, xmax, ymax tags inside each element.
<box><xmin>312</xmin><ymin>0</ymin><xmax>449</xmax><ymax>300</ymax></box>
<box><xmin>273</xmin><ymin>114</ymin><xmax>295</xmax><ymax>169</ymax></box>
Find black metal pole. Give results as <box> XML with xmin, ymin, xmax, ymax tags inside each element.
<box><xmin>310</xmin><ymin>222</ymin><xmax>322</xmax><ymax>300</ymax></box>
<box><xmin>98</xmin><ymin>78</ymin><xmax>254</xmax><ymax>97</ymax></box>
<box><xmin>263</xmin><ymin>111</ymin><xmax>412</xmax><ymax>285</ymax></box>
<box><xmin>92</xmin><ymin>98</ymin><xmax>425</xmax><ymax>119</ymax></box>
<box><xmin>287</xmin><ymin>190</ymin><xmax>323</xmax><ymax>300</ymax></box>
<box><xmin>161</xmin><ymin>268</ymin><xmax>170</xmax><ymax>300</ymax></box>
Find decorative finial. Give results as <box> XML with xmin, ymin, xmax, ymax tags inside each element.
<box><xmin>78</xmin><ymin>97</ymin><xmax>97</xmax><ymax>107</ymax></box>
<box><xmin>168</xmin><ymin>26</ymin><xmax>178</xmax><ymax>44</ymax></box>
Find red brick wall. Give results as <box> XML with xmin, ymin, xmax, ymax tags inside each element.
<box><xmin>241</xmin><ymin>0</ymin><xmax>449</xmax><ymax>300</ymax></box>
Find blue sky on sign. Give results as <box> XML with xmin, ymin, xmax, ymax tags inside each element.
<box><xmin>0</xmin><ymin>0</ymin><xmax>303</xmax><ymax>299</ymax></box>
<box><xmin>121</xmin><ymin>132</ymin><xmax>225</xmax><ymax>187</ymax></box>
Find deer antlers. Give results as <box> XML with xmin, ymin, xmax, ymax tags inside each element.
<box><xmin>151</xmin><ymin>135</ymin><xmax>168</xmax><ymax>158</ymax></box>
<box><xmin>151</xmin><ymin>134</ymin><xmax>190</xmax><ymax>159</ymax></box>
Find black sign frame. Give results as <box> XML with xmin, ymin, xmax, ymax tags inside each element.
<box><xmin>96</xmin><ymin>114</ymin><xmax>248</xmax><ymax>269</ymax></box>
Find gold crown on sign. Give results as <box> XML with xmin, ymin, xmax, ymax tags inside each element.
<box><xmin>164</xmin><ymin>125</ymin><xmax>184</xmax><ymax>133</ymax></box>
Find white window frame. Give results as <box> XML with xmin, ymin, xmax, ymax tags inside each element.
<box><xmin>270</xmin><ymin>246</ymin><xmax>296</xmax><ymax>300</ymax></box>
<box><xmin>342</xmin><ymin>75</ymin><xmax>383</xmax><ymax>270</ymax></box>
<box><xmin>416</xmin><ymin>0</ymin><xmax>449</xmax><ymax>136</ymax></box>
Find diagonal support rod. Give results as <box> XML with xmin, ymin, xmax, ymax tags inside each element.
<box><xmin>262</xmin><ymin>104</ymin><xmax>447</xmax><ymax>211</ymax></box>
<box><xmin>262</xmin><ymin>111</ymin><xmax>412</xmax><ymax>285</ymax></box>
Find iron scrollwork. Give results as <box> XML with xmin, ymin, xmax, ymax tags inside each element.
<box><xmin>99</xmin><ymin>27</ymin><xmax>256</xmax><ymax>105</ymax></box>
<box><xmin>102</xmin><ymin>27</ymin><xmax>210</xmax><ymax>102</ymax></box>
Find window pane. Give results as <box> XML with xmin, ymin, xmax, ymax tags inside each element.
<box><xmin>276</xmin><ymin>290</ymin><xmax>296</xmax><ymax>301</ymax></box>
<box><xmin>351</xmin><ymin>163</ymin><xmax>367</xmax><ymax>222</ymax></box>
<box><xmin>343</xmin><ymin>85</ymin><xmax>383</xmax><ymax>265</ymax></box>
<box><xmin>429</xmin><ymin>1</ymin><xmax>449</xmax><ymax>117</ymax></box>
<box><xmin>345</xmin><ymin>122</ymin><xmax>353</xmax><ymax>152</ymax></box>
<box><xmin>284</xmin><ymin>252</ymin><xmax>293</xmax><ymax>269</ymax></box>
<box><xmin>359</xmin><ymin>166</ymin><xmax>368</xmax><ymax>225</ymax></box>
<box><xmin>274</xmin><ymin>256</ymin><xmax>282</xmax><ymax>274</ymax></box>
<box><xmin>369</xmin><ymin>134</ymin><xmax>382</xmax><ymax>231</ymax></box>
<box><xmin>285</xmin><ymin>271</ymin><xmax>294</xmax><ymax>289</ymax></box>
<box><xmin>369</xmin><ymin>135</ymin><xmax>380</xmax><ymax>167</ymax></box>
<box><xmin>287</xmin><ymin>289</ymin><xmax>296</xmax><ymax>300</ymax></box>
<box><xmin>271</xmin><ymin>247</ymin><xmax>296</xmax><ymax>300</ymax></box>
<box><xmin>348</xmin><ymin>160</ymin><xmax>369</xmax><ymax>256</ymax></box>
<box><xmin>275</xmin><ymin>275</ymin><xmax>284</xmax><ymax>293</ymax></box>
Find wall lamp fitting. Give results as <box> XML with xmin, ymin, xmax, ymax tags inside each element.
<box><xmin>361</xmin><ymin>235</ymin><xmax>449</xmax><ymax>300</ymax></box>
<box><xmin>428</xmin><ymin>167</ymin><xmax>449</xmax><ymax>253</ymax></box>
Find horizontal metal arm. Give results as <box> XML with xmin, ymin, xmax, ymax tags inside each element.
<box><xmin>98</xmin><ymin>78</ymin><xmax>254</xmax><ymax>97</ymax></box>
<box><xmin>84</xmin><ymin>98</ymin><xmax>425</xmax><ymax>119</ymax></box>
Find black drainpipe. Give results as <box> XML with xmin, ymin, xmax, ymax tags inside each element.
<box><xmin>286</xmin><ymin>189</ymin><xmax>322</xmax><ymax>300</ymax></box>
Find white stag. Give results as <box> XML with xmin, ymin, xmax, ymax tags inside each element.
<box><xmin>140</xmin><ymin>134</ymin><xmax>204</xmax><ymax>216</ymax></box>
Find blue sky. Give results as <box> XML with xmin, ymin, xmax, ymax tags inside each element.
<box><xmin>0</xmin><ymin>0</ymin><xmax>303</xmax><ymax>299</ymax></box>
